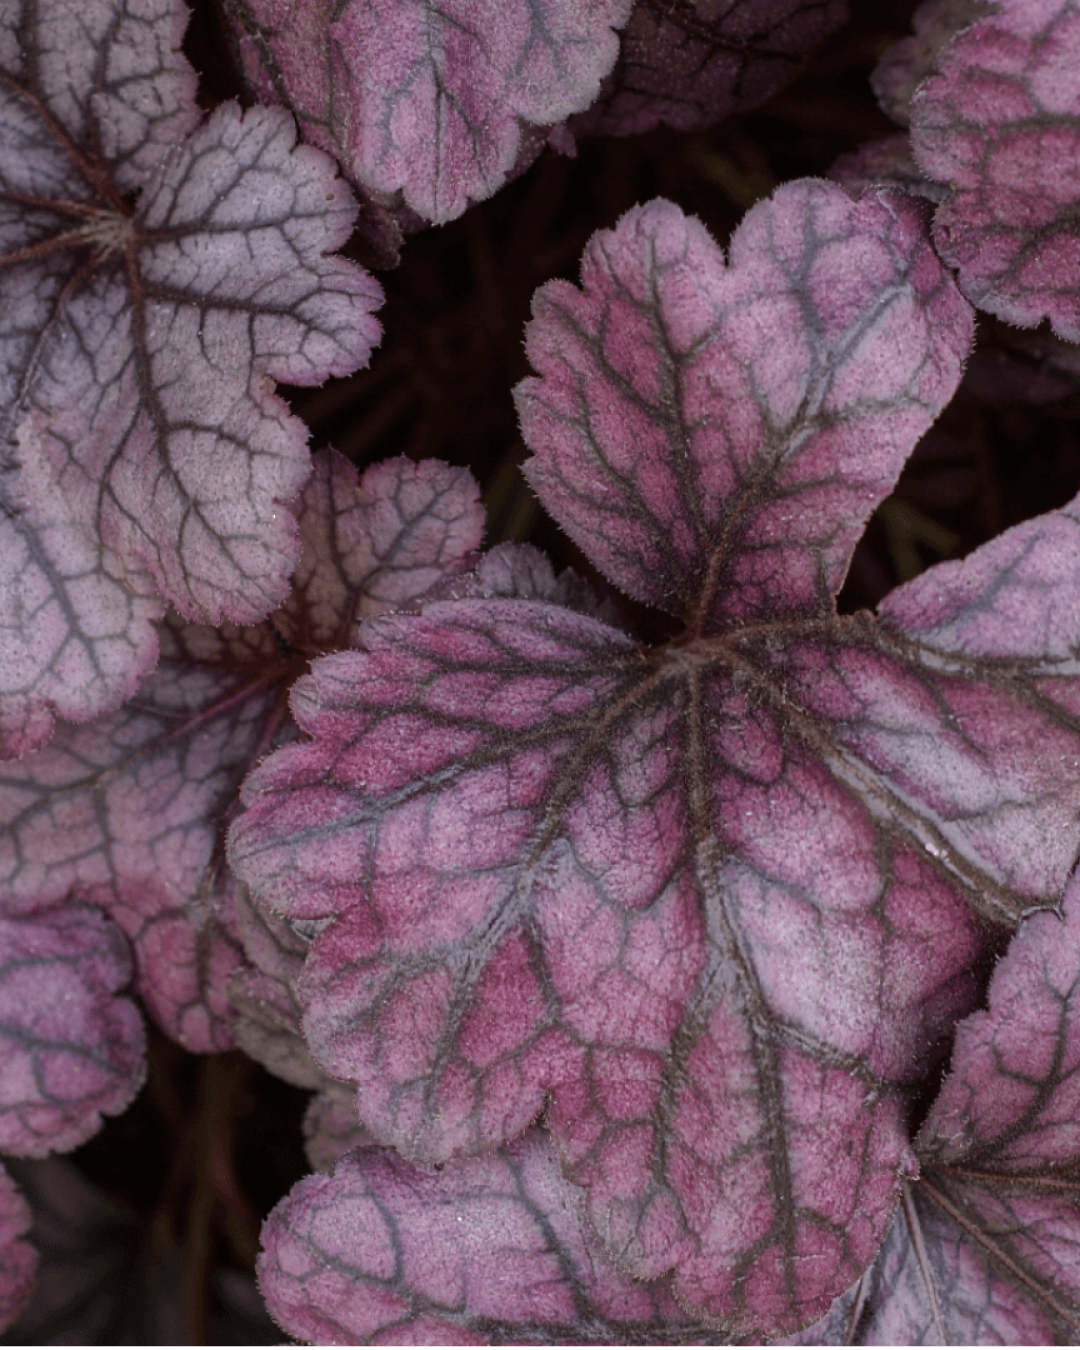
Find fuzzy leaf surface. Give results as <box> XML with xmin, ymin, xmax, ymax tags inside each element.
<box><xmin>0</xmin><ymin>904</ymin><xmax>145</xmax><ymax>1157</ymax></box>
<box><xmin>225</xmin><ymin>186</ymin><xmax>1080</xmax><ymax>1337</ymax></box>
<box><xmin>223</xmin><ymin>0</ymin><xmax>633</xmax><ymax>224</ymax></box>
<box><xmin>0</xmin><ymin>450</ymin><xmax>481</xmax><ymax>1051</ymax></box>
<box><xmin>516</xmin><ymin>186</ymin><xmax>973</xmax><ymax>625</ymax></box>
<box><xmin>910</xmin><ymin>0</ymin><xmax>1080</xmax><ymax>339</ymax></box>
<box><xmin>257</xmin><ymin>1128</ymin><xmax>707</xmax><ymax>1345</ymax></box>
<box><xmin>871</xmin><ymin>0</ymin><xmax>987</xmax><ymax>127</ymax></box>
<box><xmin>0</xmin><ymin>0</ymin><xmax>383</xmax><ymax>755</ymax></box>
<box><xmin>800</xmin><ymin>873</ymin><xmax>1080</xmax><ymax>1344</ymax></box>
<box><xmin>0</xmin><ymin>1164</ymin><xmax>35</xmax><ymax>1333</ymax></box>
<box><xmin>571</xmin><ymin>0</ymin><xmax>849</xmax><ymax>139</ymax></box>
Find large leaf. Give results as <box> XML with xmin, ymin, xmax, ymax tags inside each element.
<box><xmin>570</xmin><ymin>0</ymin><xmax>849</xmax><ymax>139</ymax></box>
<box><xmin>222</xmin><ymin>0</ymin><xmax>634</xmax><ymax>225</ymax></box>
<box><xmin>0</xmin><ymin>903</ymin><xmax>145</xmax><ymax>1157</ymax></box>
<box><xmin>226</xmin><ymin>182</ymin><xmax>1070</xmax><ymax>1337</ymax></box>
<box><xmin>910</xmin><ymin>0</ymin><xmax>1080</xmax><ymax>339</ymax></box>
<box><xmin>0</xmin><ymin>0</ymin><xmax>383</xmax><ymax>756</ymax></box>
<box><xmin>0</xmin><ymin>451</ymin><xmax>483</xmax><ymax>1051</ymax></box>
<box><xmin>0</xmin><ymin>1165</ymin><xmax>35</xmax><ymax>1334</ymax></box>
<box><xmin>257</xmin><ymin>1128</ymin><xmax>709</xmax><ymax>1345</ymax></box>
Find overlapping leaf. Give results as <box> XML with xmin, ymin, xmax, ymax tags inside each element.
<box><xmin>0</xmin><ymin>903</ymin><xmax>145</xmax><ymax>1157</ymax></box>
<box><xmin>799</xmin><ymin>873</ymin><xmax>1080</xmax><ymax>1344</ymax></box>
<box><xmin>871</xmin><ymin>0</ymin><xmax>987</xmax><ymax>127</ymax></box>
<box><xmin>229</xmin><ymin>182</ymin><xmax>1080</xmax><ymax>1337</ymax></box>
<box><xmin>0</xmin><ymin>0</ymin><xmax>383</xmax><ymax>755</ymax></box>
<box><xmin>910</xmin><ymin>0</ymin><xmax>1080</xmax><ymax>339</ymax></box>
<box><xmin>0</xmin><ymin>1164</ymin><xmax>35</xmax><ymax>1333</ymax></box>
<box><xmin>258</xmin><ymin>1128</ymin><xmax>709</xmax><ymax>1345</ymax></box>
<box><xmin>222</xmin><ymin>0</ymin><xmax>633</xmax><ymax>225</ymax></box>
<box><xmin>0</xmin><ymin>451</ymin><xmax>483</xmax><ymax>1051</ymax></box>
<box><xmin>570</xmin><ymin>0</ymin><xmax>849</xmax><ymax>139</ymax></box>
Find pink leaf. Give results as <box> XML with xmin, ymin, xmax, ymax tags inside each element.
<box><xmin>911</xmin><ymin>0</ymin><xmax>1080</xmax><ymax>339</ymax></box>
<box><xmin>225</xmin><ymin>188</ymin><xmax>1080</xmax><ymax>1337</ymax></box>
<box><xmin>0</xmin><ymin>904</ymin><xmax>145</xmax><ymax>1157</ymax></box>
<box><xmin>570</xmin><ymin>0</ymin><xmax>849</xmax><ymax>139</ymax></box>
<box><xmin>303</xmin><ymin>1084</ymin><xmax>374</xmax><ymax>1174</ymax></box>
<box><xmin>515</xmin><ymin>185</ymin><xmax>973</xmax><ymax>625</ymax></box>
<box><xmin>0</xmin><ymin>0</ymin><xmax>383</xmax><ymax>756</ymax></box>
<box><xmin>0</xmin><ymin>1164</ymin><xmax>36</xmax><ymax>1334</ymax></box>
<box><xmin>222</xmin><ymin>0</ymin><xmax>634</xmax><ymax>225</ymax></box>
<box><xmin>257</xmin><ymin>1129</ymin><xmax>706</xmax><ymax>1345</ymax></box>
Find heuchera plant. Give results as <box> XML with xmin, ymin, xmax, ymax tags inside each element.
<box><xmin>3</xmin><ymin>0</ymin><xmax>1080</xmax><ymax>1343</ymax></box>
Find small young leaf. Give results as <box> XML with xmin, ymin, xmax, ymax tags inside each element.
<box><xmin>0</xmin><ymin>904</ymin><xmax>145</xmax><ymax>1157</ymax></box>
<box><xmin>910</xmin><ymin>0</ymin><xmax>1080</xmax><ymax>338</ymax></box>
<box><xmin>257</xmin><ymin>1128</ymin><xmax>708</xmax><ymax>1345</ymax></box>
<box><xmin>0</xmin><ymin>0</ymin><xmax>383</xmax><ymax>755</ymax></box>
<box><xmin>303</xmin><ymin>1083</ymin><xmax>373</xmax><ymax>1174</ymax></box>
<box><xmin>0</xmin><ymin>1164</ymin><xmax>36</xmax><ymax>1334</ymax></box>
<box><xmin>223</xmin><ymin>0</ymin><xmax>634</xmax><ymax>224</ymax></box>
<box><xmin>571</xmin><ymin>0</ymin><xmax>849</xmax><ymax>139</ymax></box>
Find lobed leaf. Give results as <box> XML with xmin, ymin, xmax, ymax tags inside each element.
<box><xmin>910</xmin><ymin>0</ymin><xmax>1080</xmax><ymax>339</ymax></box>
<box><xmin>223</xmin><ymin>0</ymin><xmax>634</xmax><ymax>225</ymax></box>
<box><xmin>224</xmin><ymin>187</ymin><xmax>1080</xmax><ymax>1336</ymax></box>
<box><xmin>0</xmin><ymin>904</ymin><xmax>145</xmax><ymax>1157</ymax></box>
<box><xmin>0</xmin><ymin>1164</ymin><xmax>36</xmax><ymax>1333</ymax></box>
<box><xmin>0</xmin><ymin>0</ymin><xmax>383</xmax><ymax>755</ymax></box>
<box><xmin>257</xmin><ymin>1128</ymin><xmax>708</xmax><ymax>1345</ymax></box>
<box><xmin>570</xmin><ymin>0</ymin><xmax>849</xmax><ymax>139</ymax></box>
<box><xmin>515</xmin><ymin>185</ymin><xmax>973</xmax><ymax>626</ymax></box>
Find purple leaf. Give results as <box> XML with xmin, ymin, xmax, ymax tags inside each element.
<box><xmin>0</xmin><ymin>904</ymin><xmax>145</xmax><ymax>1157</ymax></box>
<box><xmin>570</xmin><ymin>0</ymin><xmax>849</xmax><ymax>140</ymax></box>
<box><xmin>0</xmin><ymin>450</ymin><xmax>482</xmax><ymax>1051</ymax></box>
<box><xmin>829</xmin><ymin>135</ymin><xmax>944</xmax><ymax>202</ymax></box>
<box><xmin>230</xmin><ymin>186</ymin><xmax>1080</xmax><ymax>1336</ymax></box>
<box><xmin>871</xmin><ymin>0</ymin><xmax>988</xmax><ymax>127</ymax></box>
<box><xmin>910</xmin><ymin>0</ymin><xmax>1080</xmax><ymax>339</ymax></box>
<box><xmin>222</xmin><ymin>0</ymin><xmax>634</xmax><ymax>225</ymax></box>
<box><xmin>515</xmin><ymin>185</ymin><xmax>973</xmax><ymax>625</ymax></box>
<box><xmin>0</xmin><ymin>0</ymin><xmax>383</xmax><ymax>756</ymax></box>
<box><xmin>257</xmin><ymin>1128</ymin><xmax>707</xmax><ymax>1345</ymax></box>
<box><xmin>801</xmin><ymin>872</ymin><xmax>1080</xmax><ymax>1343</ymax></box>
<box><xmin>0</xmin><ymin>1164</ymin><xmax>36</xmax><ymax>1333</ymax></box>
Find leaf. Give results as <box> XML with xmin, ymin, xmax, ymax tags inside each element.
<box><xmin>0</xmin><ymin>1164</ymin><xmax>36</xmax><ymax>1334</ymax></box>
<box><xmin>228</xmin><ymin>183</ymin><xmax>1065</xmax><ymax>1337</ymax></box>
<box><xmin>0</xmin><ymin>450</ymin><xmax>482</xmax><ymax>1052</ymax></box>
<box><xmin>800</xmin><ymin>872</ymin><xmax>1080</xmax><ymax>1344</ymax></box>
<box><xmin>515</xmin><ymin>185</ymin><xmax>973</xmax><ymax>625</ymax></box>
<box><xmin>257</xmin><ymin>1128</ymin><xmax>710</xmax><ymax>1345</ymax></box>
<box><xmin>910</xmin><ymin>0</ymin><xmax>1080</xmax><ymax>339</ymax></box>
<box><xmin>0</xmin><ymin>904</ymin><xmax>145</xmax><ymax>1157</ymax></box>
<box><xmin>569</xmin><ymin>0</ymin><xmax>849</xmax><ymax>139</ymax></box>
<box><xmin>0</xmin><ymin>0</ymin><xmax>383</xmax><ymax>756</ymax></box>
<box><xmin>871</xmin><ymin>0</ymin><xmax>988</xmax><ymax>127</ymax></box>
<box><xmin>222</xmin><ymin>0</ymin><xmax>634</xmax><ymax>224</ymax></box>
